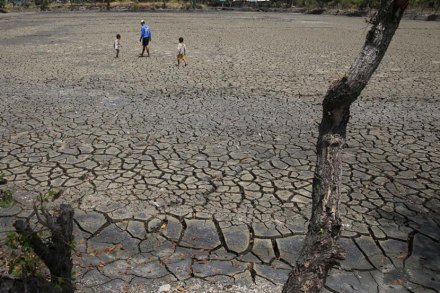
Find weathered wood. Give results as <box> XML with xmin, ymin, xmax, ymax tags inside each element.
<box><xmin>282</xmin><ymin>0</ymin><xmax>408</xmax><ymax>292</ymax></box>
<box><xmin>13</xmin><ymin>204</ymin><xmax>75</xmax><ymax>293</ymax></box>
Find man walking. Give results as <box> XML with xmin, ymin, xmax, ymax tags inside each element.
<box><xmin>139</xmin><ymin>20</ymin><xmax>151</xmax><ymax>57</ymax></box>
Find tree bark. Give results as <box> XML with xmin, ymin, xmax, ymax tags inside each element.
<box><xmin>282</xmin><ymin>0</ymin><xmax>408</xmax><ymax>292</ymax></box>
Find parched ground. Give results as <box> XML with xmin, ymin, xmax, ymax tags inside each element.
<box><xmin>0</xmin><ymin>11</ymin><xmax>439</xmax><ymax>293</ymax></box>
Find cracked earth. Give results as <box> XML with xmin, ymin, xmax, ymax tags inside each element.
<box><xmin>0</xmin><ymin>11</ymin><xmax>439</xmax><ymax>293</ymax></box>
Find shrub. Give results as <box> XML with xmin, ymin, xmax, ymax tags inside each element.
<box><xmin>40</xmin><ymin>0</ymin><xmax>50</xmax><ymax>10</ymax></box>
<box><xmin>132</xmin><ymin>1</ymin><xmax>139</xmax><ymax>10</ymax></box>
<box><xmin>0</xmin><ymin>190</ymin><xmax>15</xmax><ymax>208</ymax></box>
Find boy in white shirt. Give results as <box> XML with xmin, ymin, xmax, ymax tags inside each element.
<box><xmin>114</xmin><ymin>34</ymin><xmax>121</xmax><ymax>58</ymax></box>
<box><xmin>177</xmin><ymin>37</ymin><xmax>187</xmax><ymax>67</ymax></box>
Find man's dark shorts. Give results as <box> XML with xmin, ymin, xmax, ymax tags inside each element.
<box><xmin>142</xmin><ymin>38</ymin><xmax>150</xmax><ymax>46</ymax></box>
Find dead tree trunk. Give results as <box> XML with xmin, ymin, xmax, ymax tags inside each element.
<box><xmin>13</xmin><ymin>204</ymin><xmax>75</xmax><ymax>293</ymax></box>
<box><xmin>282</xmin><ymin>0</ymin><xmax>408</xmax><ymax>292</ymax></box>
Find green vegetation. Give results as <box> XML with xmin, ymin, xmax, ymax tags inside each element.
<box><xmin>3</xmin><ymin>0</ymin><xmax>439</xmax><ymax>12</ymax></box>
<box><xmin>6</xmin><ymin>231</ymin><xmax>44</xmax><ymax>279</ymax></box>
<box><xmin>0</xmin><ymin>190</ymin><xmax>16</xmax><ymax>208</ymax></box>
<box><xmin>3</xmin><ymin>190</ymin><xmax>75</xmax><ymax>292</ymax></box>
<box><xmin>3</xmin><ymin>190</ymin><xmax>59</xmax><ymax>279</ymax></box>
<box><xmin>40</xmin><ymin>0</ymin><xmax>50</xmax><ymax>10</ymax></box>
<box><xmin>131</xmin><ymin>0</ymin><xmax>139</xmax><ymax>11</ymax></box>
<box><xmin>36</xmin><ymin>189</ymin><xmax>56</xmax><ymax>204</ymax></box>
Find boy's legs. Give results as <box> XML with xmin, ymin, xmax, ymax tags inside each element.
<box><xmin>116</xmin><ymin>49</ymin><xmax>119</xmax><ymax>58</ymax></box>
<box><xmin>141</xmin><ymin>46</ymin><xmax>149</xmax><ymax>57</ymax></box>
<box><xmin>140</xmin><ymin>38</ymin><xmax>150</xmax><ymax>57</ymax></box>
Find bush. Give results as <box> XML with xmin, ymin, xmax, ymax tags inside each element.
<box><xmin>335</xmin><ymin>0</ymin><xmax>363</xmax><ymax>9</ymax></box>
<box><xmin>40</xmin><ymin>0</ymin><xmax>50</xmax><ymax>10</ymax></box>
<box><xmin>23</xmin><ymin>0</ymin><xmax>33</xmax><ymax>8</ymax></box>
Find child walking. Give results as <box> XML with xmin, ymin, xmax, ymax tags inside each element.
<box><xmin>177</xmin><ymin>37</ymin><xmax>187</xmax><ymax>67</ymax></box>
<box><xmin>114</xmin><ymin>34</ymin><xmax>121</xmax><ymax>58</ymax></box>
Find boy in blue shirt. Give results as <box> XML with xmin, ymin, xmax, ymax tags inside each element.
<box><xmin>139</xmin><ymin>20</ymin><xmax>151</xmax><ymax>57</ymax></box>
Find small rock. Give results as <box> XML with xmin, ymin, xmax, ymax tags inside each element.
<box><xmin>148</xmin><ymin>218</ymin><xmax>163</xmax><ymax>232</ymax></box>
<box><xmin>158</xmin><ymin>284</ymin><xmax>171</xmax><ymax>293</ymax></box>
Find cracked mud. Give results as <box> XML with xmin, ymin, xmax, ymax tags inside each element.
<box><xmin>0</xmin><ymin>11</ymin><xmax>439</xmax><ymax>293</ymax></box>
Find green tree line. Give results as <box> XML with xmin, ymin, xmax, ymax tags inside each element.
<box><xmin>1</xmin><ymin>0</ymin><xmax>439</xmax><ymax>14</ymax></box>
